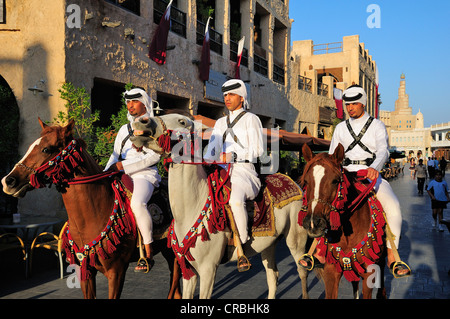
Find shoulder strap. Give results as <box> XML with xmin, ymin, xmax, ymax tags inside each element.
<box><xmin>345</xmin><ymin>116</ymin><xmax>375</xmax><ymax>154</ymax></box>
<box><xmin>222</xmin><ymin>111</ymin><xmax>247</xmax><ymax>148</ymax></box>
<box><xmin>118</xmin><ymin>123</ymin><xmax>134</xmax><ymax>161</ymax></box>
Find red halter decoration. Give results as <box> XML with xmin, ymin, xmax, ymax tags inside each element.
<box><xmin>29</xmin><ymin>139</ymin><xmax>84</xmax><ymax>190</ymax></box>
<box><xmin>298</xmin><ymin>169</ymin><xmax>377</xmax><ymax>230</ymax></box>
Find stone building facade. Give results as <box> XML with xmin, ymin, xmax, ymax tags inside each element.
<box><xmin>0</xmin><ymin>0</ymin><xmax>296</xmax><ymax>216</ymax></box>
<box><xmin>290</xmin><ymin>35</ymin><xmax>378</xmax><ymax>140</ymax></box>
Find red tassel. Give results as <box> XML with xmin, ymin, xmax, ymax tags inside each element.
<box><xmin>106</xmin><ymin>239</ymin><xmax>117</xmax><ymax>254</ymax></box>
<box><xmin>362</xmin><ymin>255</ymin><xmax>374</xmax><ymax>266</ymax></box>
<box><xmin>110</xmin><ymin>230</ymin><xmax>120</xmax><ymax>245</ymax></box>
<box><xmin>372</xmin><ymin>240</ymin><xmax>380</xmax><ymax>254</ymax></box>
<box><xmin>354</xmin><ymin>260</ymin><xmax>365</xmax><ymax>274</ymax></box>
<box><xmin>80</xmin><ymin>260</ymin><xmax>91</xmax><ymax>281</ymax></box>
<box><xmin>200</xmin><ymin>226</ymin><xmax>209</xmax><ymax>242</ymax></box>
<box><xmin>158</xmin><ymin>134</ymin><xmax>172</xmax><ymax>153</ymax></box>
<box><xmin>330</xmin><ymin>210</ymin><xmax>341</xmax><ymax>230</ymax></box>
<box><xmin>327</xmin><ymin>251</ymin><xmax>336</xmax><ymax>264</ymax></box>
<box><xmin>97</xmin><ymin>245</ymin><xmax>108</xmax><ymax>260</ymax></box>
<box><xmin>368</xmin><ymin>247</ymin><xmax>378</xmax><ymax>260</ymax></box>
<box><xmin>343</xmin><ymin>270</ymin><xmax>360</xmax><ymax>282</ymax></box>
<box><xmin>297</xmin><ymin>209</ymin><xmax>308</xmax><ymax>227</ymax></box>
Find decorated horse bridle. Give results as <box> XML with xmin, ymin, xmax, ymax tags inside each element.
<box><xmin>24</xmin><ymin>139</ymin><xmax>119</xmax><ymax>191</ymax></box>
<box><xmin>298</xmin><ymin>166</ymin><xmax>377</xmax><ymax>231</ymax></box>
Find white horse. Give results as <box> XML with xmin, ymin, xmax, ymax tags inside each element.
<box><xmin>131</xmin><ymin>113</ymin><xmax>309</xmax><ymax>299</ymax></box>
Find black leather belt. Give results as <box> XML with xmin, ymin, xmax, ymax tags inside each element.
<box><xmin>343</xmin><ymin>157</ymin><xmax>374</xmax><ymax>166</ymax></box>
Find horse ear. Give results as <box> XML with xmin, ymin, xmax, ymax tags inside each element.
<box><xmin>38</xmin><ymin>117</ymin><xmax>48</xmax><ymax>130</ymax></box>
<box><xmin>66</xmin><ymin>119</ymin><xmax>75</xmax><ymax>131</ymax></box>
<box><xmin>63</xmin><ymin>119</ymin><xmax>75</xmax><ymax>139</ymax></box>
<box><xmin>331</xmin><ymin>143</ymin><xmax>345</xmax><ymax>164</ymax></box>
<box><xmin>302</xmin><ymin>143</ymin><xmax>314</xmax><ymax>162</ymax></box>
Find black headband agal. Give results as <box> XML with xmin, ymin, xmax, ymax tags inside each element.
<box><xmin>221</xmin><ymin>82</ymin><xmax>242</xmax><ymax>93</ymax></box>
<box><xmin>343</xmin><ymin>92</ymin><xmax>363</xmax><ymax>102</ymax></box>
<box><xmin>124</xmin><ymin>92</ymin><xmax>143</xmax><ymax>100</ymax></box>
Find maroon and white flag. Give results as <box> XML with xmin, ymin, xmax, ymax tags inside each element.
<box><xmin>149</xmin><ymin>0</ymin><xmax>172</xmax><ymax>64</ymax></box>
<box><xmin>334</xmin><ymin>88</ymin><xmax>344</xmax><ymax>120</ymax></box>
<box><xmin>199</xmin><ymin>17</ymin><xmax>211</xmax><ymax>81</ymax></box>
<box><xmin>235</xmin><ymin>36</ymin><xmax>245</xmax><ymax>79</ymax></box>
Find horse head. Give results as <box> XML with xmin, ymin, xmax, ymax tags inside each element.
<box><xmin>2</xmin><ymin>118</ymin><xmax>75</xmax><ymax>197</ymax></box>
<box><xmin>131</xmin><ymin>113</ymin><xmax>202</xmax><ymax>159</ymax></box>
<box><xmin>300</xmin><ymin>143</ymin><xmax>346</xmax><ymax>237</ymax></box>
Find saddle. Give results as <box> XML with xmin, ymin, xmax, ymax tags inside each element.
<box><xmin>221</xmin><ymin>171</ymin><xmax>303</xmax><ymax>238</ymax></box>
<box><xmin>119</xmin><ymin>174</ymin><xmax>172</xmax><ymax>240</ymax></box>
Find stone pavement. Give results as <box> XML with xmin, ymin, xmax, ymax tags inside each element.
<box><xmin>0</xmin><ymin>170</ymin><xmax>449</xmax><ymax>300</ymax></box>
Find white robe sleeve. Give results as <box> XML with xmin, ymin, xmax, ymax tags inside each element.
<box><xmin>370</xmin><ymin>120</ymin><xmax>389</xmax><ymax>171</ymax></box>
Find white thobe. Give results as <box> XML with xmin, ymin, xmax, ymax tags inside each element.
<box><xmin>105</xmin><ymin>123</ymin><xmax>161</xmax><ymax>244</ymax></box>
<box><xmin>204</xmin><ymin>108</ymin><xmax>264</xmax><ymax>243</ymax></box>
<box><xmin>329</xmin><ymin>112</ymin><xmax>401</xmax><ymax>248</ymax></box>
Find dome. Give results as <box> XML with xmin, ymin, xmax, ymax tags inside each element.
<box><xmin>400</xmin><ymin>73</ymin><xmax>405</xmax><ymax>79</ymax></box>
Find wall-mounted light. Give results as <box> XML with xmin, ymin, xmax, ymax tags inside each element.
<box><xmin>153</xmin><ymin>101</ymin><xmax>164</xmax><ymax>115</ymax></box>
<box><xmin>28</xmin><ymin>79</ymin><xmax>46</xmax><ymax>95</ymax></box>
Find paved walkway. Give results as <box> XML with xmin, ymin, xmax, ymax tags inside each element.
<box><xmin>1</xmin><ymin>170</ymin><xmax>449</xmax><ymax>299</ymax></box>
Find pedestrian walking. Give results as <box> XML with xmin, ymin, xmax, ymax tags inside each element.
<box><xmin>440</xmin><ymin>157</ymin><xmax>447</xmax><ymax>176</ymax></box>
<box><xmin>409</xmin><ymin>157</ymin><xmax>416</xmax><ymax>179</ymax></box>
<box><xmin>427</xmin><ymin>157</ymin><xmax>436</xmax><ymax>180</ymax></box>
<box><xmin>426</xmin><ymin>170</ymin><xmax>450</xmax><ymax>232</ymax></box>
<box><xmin>414</xmin><ymin>158</ymin><xmax>427</xmax><ymax>195</ymax></box>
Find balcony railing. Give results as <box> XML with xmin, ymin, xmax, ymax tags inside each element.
<box><xmin>273</xmin><ymin>63</ymin><xmax>285</xmax><ymax>85</ymax></box>
<box><xmin>317</xmin><ymin>83</ymin><xmax>328</xmax><ymax>96</ymax></box>
<box><xmin>154</xmin><ymin>0</ymin><xmax>186</xmax><ymax>38</ymax></box>
<box><xmin>298</xmin><ymin>75</ymin><xmax>312</xmax><ymax>92</ymax></box>
<box><xmin>196</xmin><ymin>20</ymin><xmax>223</xmax><ymax>55</ymax></box>
<box><xmin>313</xmin><ymin>42</ymin><xmax>342</xmax><ymax>55</ymax></box>
<box><xmin>254</xmin><ymin>54</ymin><xmax>268</xmax><ymax>77</ymax></box>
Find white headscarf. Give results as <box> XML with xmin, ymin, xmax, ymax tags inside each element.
<box><xmin>342</xmin><ymin>85</ymin><xmax>367</xmax><ymax>106</ymax></box>
<box><xmin>124</xmin><ymin>88</ymin><xmax>154</xmax><ymax>122</ymax></box>
<box><xmin>222</xmin><ymin>79</ymin><xmax>250</xmax><ymax>110</ymax></box>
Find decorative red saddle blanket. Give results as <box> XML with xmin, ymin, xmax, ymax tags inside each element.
<box><xmin>249</xmin><ymin>173</ymin><xmax>303</xmax><ymax>237</ymax></box>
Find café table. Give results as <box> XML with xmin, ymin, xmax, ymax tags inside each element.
<box><xmin>0</xmin><ymin>216</ymin><xmax>65</xmax><ymax>278</ymax></box>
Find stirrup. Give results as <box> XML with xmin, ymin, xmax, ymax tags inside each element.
<box><xmin>237</xmin><ymin>255</ymin><xmax>251</xmax><ymax>272</ymax></box>
<box><xmin>298</xmin><ymin>254</ymin><xmax>314</xmax><ymax>271</ymax></box>
<box><xmin>390</xmin><ymin>261</ymin><xmax>411</xmax><ymax>279</ymax></box>
<box><xmin>134</xmin><ymin>257</ymin><xmax>154</xmax><ymax>274</ymax></box>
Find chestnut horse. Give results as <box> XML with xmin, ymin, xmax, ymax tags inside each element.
<box><xmin>299</xmin><ymin>143</ymin><xmax>387</xmax><ymax>299</ymax></box>
<box><xmin>1</xmin><ymin>119</ymin><xmax>181</xmax><ymax>299</ymax></box>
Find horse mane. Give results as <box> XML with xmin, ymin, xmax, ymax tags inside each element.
<box><xmin>164</xmin><ymin>109</ymin><xmax>195</xmax><ymax>120</ymax></box>
<box><xmin>40</xmin><ymin>123</ymin><xmax>103</xmax><ymax>176</ymax></box>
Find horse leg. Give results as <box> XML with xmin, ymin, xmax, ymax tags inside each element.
<box><xmin>361</xmin><ymin>277</ymin><xmax>374</xmax><ymax>299</ymax></box>
<box><xmin>261</xmin><ymin>244</ymin><xmax>279</xmax><ymax>299</ymax></box>
<box><xmin>182</xmin><ymin>275</ymin><xmax>198</xmax><ymax>299</ymax></box>
<box><xmin>198</xmin><ymin>265</ymin><xmax>218</xmax><ymax>299</ymax></box>
<box><xmin>167</xmin><ymin>256</ymin><xmax>182</xmax><ymax>299</ymax></box>
<box><xmin>351</xmin><ymin>281</ymin><xmax>360</xmax><ymax>299</ymax></box>
<box><xmin>376</xmin><ymin>258</ymin><xmax>387</xmax><ymax>299</ymax></box>
<box><xmin>323</xmin><ymin>264</ymin><xmax>341</xmax><ymax>299</ymax></box>
<box><xmin>106</xmin><ymin>266</ymin><xmax>128</xmax><ymax>299</ymax></box>
<box><xmin>80</xmin><ymin>274</ymin><xmax>97</xmax><ymax>299</ymax></box>
<box><xmin>284</xmin><ymin>217</ymin><xmax>309</xmax><ymax>299</ymax></box>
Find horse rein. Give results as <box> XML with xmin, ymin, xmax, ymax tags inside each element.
<box><xmin>15</xmin><ymin>162</ymin><xmax>37</xmax><ymax>174</ymax></box>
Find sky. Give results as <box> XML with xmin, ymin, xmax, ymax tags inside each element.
<box><xmin>289</xmin><ymin>0</ymin><xmax>450</xmax><ymax>127</ymax></box>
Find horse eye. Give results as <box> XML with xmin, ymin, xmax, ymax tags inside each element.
<box><xmin>42</xmin><ymin>147</ymin><xmax>54</xmax><ymax>154</ymax></box>
<box><xmin>332</xmin><ymin>179</ymin><xmax>340</xmax><ymax>184</ymax></box>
